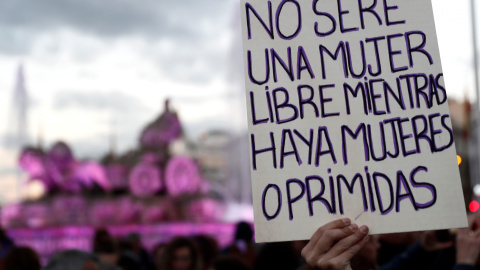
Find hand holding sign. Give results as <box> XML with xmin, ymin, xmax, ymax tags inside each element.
<box><xmin>302</xmin><ymin>219</ymin><xmax>467</xmax><ymax>269</ymax></box>
<box><xmin>301</xmin><ymin>218</ymin><xmax>369</xmax><ymax>270</ymax></box>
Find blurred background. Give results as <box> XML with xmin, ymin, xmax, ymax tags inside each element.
<box><xmin>0</xmin><ymin>0</ymin><xmax>479</xmax><ymax>266</ymax></box>
<box><xmin>0</xmin><ymin>0</ymin><xmax>248</xmax><ymax>204</ymax></box>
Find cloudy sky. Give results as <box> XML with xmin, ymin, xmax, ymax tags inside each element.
<box><xmin>0</xmin><ymin>0</ymin><xmax>476</xmax><ymax>203</ymax></box>
<box><xmin>0</xmin><ymin>0</ymin><xmax>243</xmax><ymax>153</ymax></box>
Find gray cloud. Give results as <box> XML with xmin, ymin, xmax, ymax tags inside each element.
<box><xmin>151</xmin><ymin>44</ymin><xmax>230</xmax><ymax>83</ymax></box>
<box><xmin>185</xmin><ymin>118</ymin><xmax>231</xmax><ymax>139</ymax></box>
<box><xmin>69</xmin><ymin>136</ymin><xmax>109</xmax><ymax>160</ymax></box>
<box><xmin>53</xmin><ymin>89</ymin><xmax>154</xmax><ymax>132</ymax></box>
<box><xmin>0</xmin><ymin>0</ymin><xmax>233</xmax><ymax>40</ymax></box>
<box><xmin>1</xmin><ymin>133</ymin><xmax>33</xmax><ymax>150</ymax></box>
<box><xmin>0</xmin><ymin>26</ymin><xmax>35</xmax><ymax>55</ymax></box>
<box><xmin>53</xmin><ymin>89</ymin><xmax>159</xmax><ymax>157</ymax></box>
<box><xmin>2</xmin><ymin>1</ymin><xmax>145</xmax><ymax>37</ymax></box>
<box><xmin>54</xmin><ymin>89</ymin><xmax>149</xmax><ymax>113</ymax></box>
<box><xmin>0</xmin><ymin>0</ymin><xmax>237</xmax><ymax>83</ymax></box>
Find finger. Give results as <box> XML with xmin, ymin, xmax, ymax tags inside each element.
<box><xmin>457</xmin><ymin>228</ymin><xmax>469</xmax><ymax>237</ymax></box>
<box><xmin>302</xmin><ymin>218</ymin><xmax>351</xmax><ymax>256</ymax></box>
<box><xmin>311</xmin><ymin>223</ymin><xmax>359</xmax><ymax>256</ymax></box>
<box><xmin>330</xmin><ymin>234</ymin><xmax>370</xmax><ymax>266</ymax></box>
<box><xmin>324</xmin><ymin>225</ymin><xmax>369</xmax><ymax>260</ymax></box>
<box><xmin>461</xmin><ymin>229</ymin><xmax>480</xmax><ymax>239</ymax></box>
<box><xmin>311</xmin><ymin>218</ymin><xmax>352</xmax><ymax>243</ymax></box>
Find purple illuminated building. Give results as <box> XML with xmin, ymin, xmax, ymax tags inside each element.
<box><xmin>11</xmin><ymin>99</ymin><xmax>222</xmax><ymax>228</ymax></box>
<box><xmin>9</xmin><ymin>99</ymin><xmax>228</xmax><ymax>261</ymax></box>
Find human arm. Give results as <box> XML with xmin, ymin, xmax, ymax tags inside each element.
<box><xmin>450</xmin><ymin>213</ymin><xmax>480</xmax><ymax>270</ymax></box>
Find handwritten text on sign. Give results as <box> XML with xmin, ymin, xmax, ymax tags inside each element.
<box><xmin>241</xmin><ymin>0</ymin><xmax>467</xmax><ymax>242</ymax></box>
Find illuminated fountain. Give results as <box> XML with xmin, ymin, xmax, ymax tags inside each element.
<box><xmin>2</xmin><ymin>99</ymin><xmax>233</xmax><ymax>260</ymax></box>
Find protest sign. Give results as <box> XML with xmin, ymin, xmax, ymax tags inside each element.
<box><xmin>240</xmin><ymin>0</ymin><xmax>468</xmax><ymax>242</ymax></box>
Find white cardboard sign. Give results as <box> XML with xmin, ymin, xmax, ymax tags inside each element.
<box><xmin>240</xmin><ymin>0</ymin><xmax>468</xmax><ymax>242</ymax></box>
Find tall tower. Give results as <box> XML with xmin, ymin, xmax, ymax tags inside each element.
<box><xmin>12</xmin><ymin>64</ymin><xmax>28</xmax><ymax>149</ymax></box>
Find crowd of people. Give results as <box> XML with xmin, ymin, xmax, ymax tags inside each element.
<box><xmin>0</xmin><ymin>217</ymin><xmax>479</xmax><ymax>270</ymax></box>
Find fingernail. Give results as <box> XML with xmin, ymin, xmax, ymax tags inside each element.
<box><xmin>359</xmin><ymin>225</ymin><xmax>368</xmax><ymax>234</ymax></box>
<box><xmin>343</xmin><ymin>218</ymin><xmax>351</xmax><ymax>225</ymax></box>
<box><xmin>349</xmin><ymin>224</ymin><xmax>358</xmax><ymax>232</ymax></box>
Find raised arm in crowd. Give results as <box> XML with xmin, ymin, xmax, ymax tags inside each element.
<box><xmin>301</xmin><ymin>215</ymin><xmax>480</xmax><ymax>270</ymax></box>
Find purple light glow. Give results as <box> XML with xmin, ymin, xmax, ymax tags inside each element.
<box><xmin>90</xmin><ymin>200</ymin><xmax>116</xmax><ymax>226</ymax></box>
<box><xmin>139</xmin><ymin>101</ymin><xmax>182</xmax><ymax>149</ymax></box>
<box><xmin>142</xmin><ymin>205</ymin><xmax>165</xmax><ymax>223</ymax></box>
<box><xmin>187</xmin><ymin>198</ymin><xmax>224</xmax><ymax>222</ymax></box>
<box><xmin>48</xmin><ymin>142</ymin><xmax>75</xmax><ymax>174</ymax></box>
<box><xmin>18</xmin><ymin>149</ymin><xmax>59</xmax><ymax>190</ymax></box>
<box><xmin>129</xmin><ymin>162</ymin><xmax>162</xmax><ymax>197</ymax></box>
<box><xmin>105</xmin><ymin>164</ymin><xmax>128</xmax><ymax>190</ymax></box>
<box><xmin>141</xmin><ymin>153</ymin><xmax>160</xmax><ymax>163</ymax></box>
<box><xmin>45</xmin><ymin>158</ymin><xmax>64</xmax><ymax>187</ymax></box>
<box><xmin>3</xmin><ymin>197</ymin><xmax>220</xmax><ymax>228</ymax></box>
<box><xmin>116</xmin><ymin>198</ymin><xmax>141</xmax><ymax>224</ymax></box>
<box><xmin>8</xmin><ymin>223</ymin><xmax>236</xmax><ymax>263</ymax></box>
<box><xmin>70</xmin><ymin>161</ymin><xmax>111</xmax><ymax>191</ymax></box>
<box><xmin>19</xmin><ymin>149</ymin><xmax>46</xmax><ymax>180</ymax></box>
<box><xmin>1</xmin><ymin>204</ymin><xmax>21</xmax><ymax>228</ymax></box>
<box><xmin>23</xmin><ymin>204</ymin><xmax>50</xmax><ymax>228</ymax></box>
<box><xmin>165</xmin><ymin>156</ymin><xmax>202</xmax><ymax>196</ymax></box>
<box><xmin>53</xmin><ymin>196</ymin><xmax>88</xmax><ymax>226</ymax></box>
